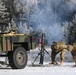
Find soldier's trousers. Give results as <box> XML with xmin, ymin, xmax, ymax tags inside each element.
<box><xmin>51</xmin><ymin>49</ymin><xmax>66</xmax><ymax>64</ymax></box>
<box><xmin>51</xmin><ymin>51</ymin><xmax>60</xmax><ymax>64</ymax></box>
<box><xmin>71</xmin><ymin>50</ymin><xmax>76</xmax><ymax>65</ymax></box>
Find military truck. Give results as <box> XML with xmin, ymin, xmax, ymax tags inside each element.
<box><xmin>0</xmin><ymin>25</ymin><xmax>36</xmax><ymax>69</ymax></box>
<box><xmin>0</xmin><ymin>0</ymin><xmax>36</xmax><ymax>69</ymax></box>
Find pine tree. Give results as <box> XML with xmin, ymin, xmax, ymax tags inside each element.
<box><xmin>0</xmin><ymin>0</ymin><xmax>16</xmax><ymax>33</ymax></box>
<box><xmin>0</xmin><ymin>0</ymin><xmax>10</xmax><ymax>23</ymax></box>
<box><xmin>69</xmin><ymin>14</ymin><xmax>76</xmax><ymax>44</ymax></box>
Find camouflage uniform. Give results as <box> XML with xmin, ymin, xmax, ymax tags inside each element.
<box><xmin>71</xmin><ymin>43</ymin><xmax>76</xmax><ymax>67</ymax></box>
<box><xmin>51</xmin><ymin>42</ymin><xmax>67</xmax><ymax>65</ymax></box>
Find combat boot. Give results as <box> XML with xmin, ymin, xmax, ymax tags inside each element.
<box><xmin>49</xmin><ymin>61</ymin><xmax>58</xmax><ymax>65</ymax></box>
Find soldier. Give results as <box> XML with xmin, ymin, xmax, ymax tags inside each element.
<box><xmin>68</xmin><ymin>43</ymin><xmax>76</xmax><ymax>67</ymax></box>
<box><xmin>50</xmin><ymin>41</ymin><xmax>67</xmax><ymax>65</ymax></box>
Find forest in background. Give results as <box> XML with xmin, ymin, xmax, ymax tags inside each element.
<box><xmin>0</xmin><ymin>0</ymin><xmax>76</xmax><ymax>45</ymax></box>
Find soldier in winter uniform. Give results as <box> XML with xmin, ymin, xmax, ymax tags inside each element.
<box><xmin>68</xmin><ymin>43</ymin><xmax>76</xmax><ymax>67</ymax></box>
<box><xmin>50</xmin><ymin>41</ymin><xmax>76</xmax><ymax>66</ymax></box>
<box><xmin>50</xmin><ymin>42</ymin><xmax>67</xmax><ymax>65</ymax></box>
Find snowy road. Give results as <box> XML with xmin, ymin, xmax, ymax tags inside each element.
<box><xmin>0</xmin><ymin>63</ymin><xmax>76</xmax><ymax>75</ymax></box>
<box><xmin>0</xmin><ymin>48</ymin><xmax>76</xmax><ymax>75</ymax></box>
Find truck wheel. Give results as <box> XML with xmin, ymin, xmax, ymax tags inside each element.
<box><xmin>8</xmin><ymin>47</ymin><xmax>27</xmax><ymax>69</ymax></box>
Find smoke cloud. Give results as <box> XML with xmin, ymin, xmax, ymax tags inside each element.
<box><xmin>14</xmin><ymin>0</ymin><xmax>76</xmax><ymax>44</ymax></box>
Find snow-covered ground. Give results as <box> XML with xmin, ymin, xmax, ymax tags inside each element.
<box><xmin>0</xmin><ymin>47</ymin><xmax>76</xmax><ymax>75</ymax></box>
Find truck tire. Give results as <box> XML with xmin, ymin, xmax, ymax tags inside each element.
<box><xmin>8</xmin><ymin>47</ymin><xmax>27</xmax><ymax>69</ymax></box>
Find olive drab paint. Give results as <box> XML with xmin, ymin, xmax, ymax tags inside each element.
<box><xmin>0</xmin><ymin>31</ymin><xmax>36</xmax><ymax>52</ymax></box>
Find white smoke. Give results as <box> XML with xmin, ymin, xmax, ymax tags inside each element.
<box><xmin>14</xmin><ymin>0</ymin><xmax>76</xmax><ymax>44</ymax></box>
